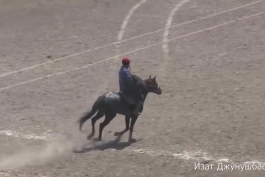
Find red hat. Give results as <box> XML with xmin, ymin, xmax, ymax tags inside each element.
<box><xmin>122</xmin><ymin>58</ymin><xmax>130</xmax><ymax>65</ymax></box>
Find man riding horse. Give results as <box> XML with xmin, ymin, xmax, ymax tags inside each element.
<box><xmin>78</xmin><ymin>58</ymin><xmax>162</xmax><ymax>142</ymax></box>
<box><xmin>119</xmin><ymin>57</ymin><xmax>144</xmax><ymax>116</ymax></box>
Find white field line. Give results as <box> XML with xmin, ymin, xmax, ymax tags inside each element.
<box><xmin>102</xmin><ymin>0</ymin><xmax>146</xmax><ymax>92</ymax></box>
<box><xmin>0</xmin><ymin>130</ymin><xmax>49</xmax><ymax>140</ymax></box>
<box><xmin>0</xmin><ymin>129</ymin><xmax>264</xmax><ymax>165</ymax></box>
<box><xmin>0</xmin><ymin>0</ymin><xmax>262</xmax><ymax>78</ymax></box>
<box><xmin>116</xmin><ymin>0</ymin><xmax>147</xmax><ymax>48</ymax></box>
<box><xmin>0</xmin><ymin>172</ymin><xmax>21</xmax><ymax>177</ymax></box>
<box><xmin>0</xmin><ymin>10</ymin><xmax>264</xmax><ymax>92</ymax></box>
<box><xmin>159</xmin><ymin>0</ymin><xmax>189</xmax><ymax>133</ymax></box>
<box><xmin>131</xmin><ymin>148</ymin><xmax>231</xmax><ymax>163</ymax></box>
<box><xmin>162</xmin><ymin>0</ymin><xmax>190</xmax><ymax>60</ymax></box>
<box><xmin>0</xmin><ymin>172</ymin><xmax>47</xmax><ymax>177</ymax></box>
<box><xmin>115</xmin><ymin>0</ymin><xmax>146</xmax><ymax>59</ymax></box>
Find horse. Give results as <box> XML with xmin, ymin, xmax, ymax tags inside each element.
<box><xmin>78</xmin><ymin>75</ymin><xmax>162</xmax><ymax>142</ymax></box>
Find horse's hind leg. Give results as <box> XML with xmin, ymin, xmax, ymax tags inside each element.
<box><xmin>87</xmin><ymin>111</ymin><xmax>104</xmax><ymax>140</ymax></box>
<box><xmin>96</xmin><ymin>112</ymin><xmax>116</xmax><ymax>141</ymax></box>
<box><xmin>114</xmin><ymin>115</ymin><xmax>130</xmax><ymax>137</ymax></box>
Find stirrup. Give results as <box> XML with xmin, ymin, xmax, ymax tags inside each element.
<box><xmin>132</xmin><ymin>110</ymin><xmax>141</xmax><ymax>116</ymax></box>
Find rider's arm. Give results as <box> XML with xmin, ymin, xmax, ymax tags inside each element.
<box><xmin>123</xmin><ymin>69</ymin><xmax>133</xmax><ymax>87</ymax></box>
<box><xmin>119</xmin><ymin>79</ymin><xmax>123</xmax><ymax>91</ymax></box>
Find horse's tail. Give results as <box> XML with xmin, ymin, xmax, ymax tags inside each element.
<box><xmin>78</xmin><ymin>96</ymin><xmax>102</xmax><ymax>131</ymax></box>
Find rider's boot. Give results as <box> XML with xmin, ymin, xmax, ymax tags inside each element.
<box><xmin>132</xmin><ymin>101</ymin><xmax>142</xmax><ymax>116</ymax></box>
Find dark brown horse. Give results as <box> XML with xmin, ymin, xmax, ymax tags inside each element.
<box><xmin>78</xmin><ymin>75</ymin><xmax>162</xmax><ymax>142</ymax></box>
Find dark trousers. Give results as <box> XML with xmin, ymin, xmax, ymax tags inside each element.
<box><xmin>131</xmin><ymin>85</ymin><xmax>144</xmax><ymax>115</ymax></box>
<box><xmin>122</xmin><ymin>79</ymin><xmax>145</xmax><ymax>115</ymax></box>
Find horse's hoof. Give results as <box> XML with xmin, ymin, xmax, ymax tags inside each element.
<box><xmin>87</xmin><ymin>134</ymin><xmax>94</xmax><ymax>140</ymax></box>
<box><xmin>129</xmin><ymin>138</ymin><xmax>137</xmax><ymax>143</ymax></box>
<box><xmin>93</xmin><ymin>138</ymin><xmax>101</xmax><ymax>142</ymax></box>
<box><xmin>114</xmin><ymin>132</ymin><xmax>121</xmax><ymax>136</ymax></box>
<box><xmin>80</xmin><ymin>130</ymin><xmax>85</xmax><ymax>133</ymax></box>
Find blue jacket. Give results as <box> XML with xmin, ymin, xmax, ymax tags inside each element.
<box><xmin>119</xmin><ymin>66</ymin><xmax>133</xmax><ymax>93</ymax></box>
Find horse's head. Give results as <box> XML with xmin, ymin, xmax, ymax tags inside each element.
<box><xmin>144</xmin><ymin>75</ymin><xmax>162</xmax><ymax>95</ymax></box>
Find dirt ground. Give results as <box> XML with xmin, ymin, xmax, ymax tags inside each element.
<box><xmin>0</xmin><ymin>0</ymin><xmax>265</xmax><ymax>176</ymax></box>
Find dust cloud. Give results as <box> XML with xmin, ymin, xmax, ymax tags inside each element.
<box><xmin>0</xmin><ymin>138</ymin><xmax>75</xmax><ymax>170</ymax></box>
<box><xmin>0</xmin><ymin>132</ymin><xmax>124</xmax><ymax>171</ymax></box>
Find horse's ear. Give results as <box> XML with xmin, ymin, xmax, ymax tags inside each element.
<box><xmin>149</xmin><ymin>75</ymin><xmax>151</xmax><ymax>79</ymax></box>
<box><xmin>153</xmin><ymin>76</ymin><xmax>156</xmax><ymax>81</ymax></box>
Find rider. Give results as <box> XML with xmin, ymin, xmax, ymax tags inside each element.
<box><xmin>119</xmin><ymin>57</ymin><xmax>142</xmax><ymax>116</ymax></box>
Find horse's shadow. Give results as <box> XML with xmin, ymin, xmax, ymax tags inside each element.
<box><xmin>72</xmin><ymin>135</ymin><xmax>141</xmax><ymax>153</ymax></box>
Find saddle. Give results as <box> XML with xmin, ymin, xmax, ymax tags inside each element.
<box><xmin>118</xmin><ymin>92</ymin><xmax>135</xmax><ymax>105</ymax></box>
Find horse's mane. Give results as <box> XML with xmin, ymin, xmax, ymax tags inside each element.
<box><xmin>131</xmin><ymin>74</ymin><xmax>144</xmax><ymax>82</ymax></box>
<box><xmin>131</xmin><ymin>74</ymin><xmax>148</xmax><ymax>92</ymax></box>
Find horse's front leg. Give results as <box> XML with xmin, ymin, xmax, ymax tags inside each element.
<box><xmin>114</xmin><ymin>115</ymin><xmax>130</xmax><ymax>137</ymax></box>
<box><xmin>128</xmin><ymin>115</ymin><xmax>138</xmax><ymax>142</ymax></box>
